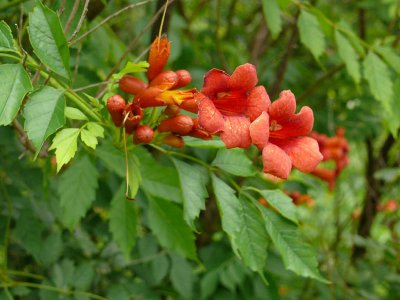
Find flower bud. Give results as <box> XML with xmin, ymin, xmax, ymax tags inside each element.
<box><xmin>134</xmin><ymin>125</ymin><xmax>154</xmax><ymax>144</ymax></box>
<box><xmin>179</xmin><ymin>98</ymin><xmax>198</xmax><ymax>113</ymax></box>
<box><xmin>124</xmin><ymin>103</ymin><xmax>144</xmax><ymax>134</ymax></box>
<box><xmin>163</xmin><ymin>134</ymin><xmax>184</xmax><ymax>148</ymax></box>
<box><xmin>106</xmin><ymin>94</ymin><xmax>126</xmax><ymax>127</ymax></box>
<box><xmin>164</xmin><ymin>104</ymin><xmax>181</xmax><ymax>116</ymax></box>
<box><xmin>174</xmin><ymin>70</ymin><xmax>192</xmax><ymax>88</ymax></box>
<box><xmin>150</xmin><ymin>70</ymin><xmax>178</xmax><ymax>90</ymax></box>
<box><xmin>187</xmin><ymin>118</ymin><xmax>212</xmax><ymax>140</ymax></box>
<box><xmin>147</xmin><ymin>35</ymin><xmax>170</xmax><ymax>81</ymax></box>
<box><xmin>158</xmin><ymin>115</ymin><xmax>194</xmax><ymax>135</ymax></box>
<box><xmin>119</xmin><ymin>75</ymin><xmax>147</xmax><ymax>95</ymax></box>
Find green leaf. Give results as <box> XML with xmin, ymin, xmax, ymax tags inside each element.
<box><xmin>335</xmin><ymin>30</ymin><xmax>361</xmax><ymax>84</ymax></box>
<box><xmin>86</xmin><ymin>122</ymin><xmax>104</xmax><ymax>138</ymax></box>
<box><xmin>113</xmin><ymin>61</ymin><xmax>149</xmax><ymax>80</ymax></box>
<box><xmin>256</xmin><ymin>203</ymin><xmax>328</xmax><ymax>283</ymax></box>
<box><xmin>65</xmin><ymin>106</ymin><xmax>88</xmax><ymax>120</ymax></box>
<box><xmin>375</xmin><ymin>45</ymin><xmax>400</xmax><ymax>74</ymax></box>
<box><xmin>24</xmin><ymin>86</ymin><xmax>65</xmax><ymax>157</ymax></box>
<box><xmin>0</xmin><ymin>21</ymin><xmax>16</xmax><ymax>52</ymax></box>
<box><xmin>109</xmin><ymin>184</ymin><xmax>138</xmax><ymax>259</ymax></box>
<box><xmin>80</xmin><ymin>128</ymin><xmax>98</xmax><ymax>149</ymax></box>
<box><xmin>261</xmin><ymin>0</ymin><xmax>282</xmax><ymax>38</ymax></box>
<box><xmin>170</xmin><ymin>255</ymin><xmax>194</xmax><ymax>299</ymax></box>
<box><xmin>147</xmin><ymin>196</ymin><xmax>197</xmax><ymax>261</ymax></box>
<box><xmin>255</xmin><ymin>189</ymin><xmax>298</xmax><ymax>224</ymax></box>
<box><xmin>363</xmin><ymin>51</ymin><xmax>393</xmax><ymax>110</ymax></box>
<box><xmin>49</xmin><ymin>128</ymin><xmax>80</xmax><ymax>172</ymax></box>
<box><xmin>183</xmin><ymin>136</ymin><xmax>225</xmax><ymax>148</ymax></box>
<box><xmin>172</xmin><ymin>158</ymin><xmax>208</xmax><ymax>229</ymax></box>
<box><xmin>58</xmin><ymin>156</ymin><xmax>98</xmax><ymax>228</ymax></box>
<box><xmin>0</xmin><ymin>64</ymin><xmax>33</xmax><ymax>126</ymax></box>
<box><xmin>212</xmin><ymin>148</ymin><xmax>255</xmax><ymax>177</ymax></box>
<box><xmin>127</xmin><ymin>154</ymin><xmax>141</xmax><ymax>199</ymax></box>
<box><xmin>28</xmin><ymin>0</ymin><xmax>70</xmax><ymax>79</ymax></box>
<box><xmin>96</xmin><ymin>143</ymin><xmax>125</xmax><ymax>177</ymax></box>
<box><xmin>298</xmin><ymin>9</ymin><xmax>326</xmax><ymax>60</ymax></box>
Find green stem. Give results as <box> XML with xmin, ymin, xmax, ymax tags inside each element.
<box><xmin>5</xmin><ymin>270</ymin><xmax>44</xmax><ymax>280</ymax></box>
<box><xmin>0</xmin><ymin>53</ymin><xmax>21</xmax><ymax>61</ymax></box>
<box><xmin>0</xmin><ymin>180</ymin><xmax>12</xmax><ymax>270</ymax></box>
<box><xmin>0</xmin><ymin>0</ymin><xmax>25</xmax><ymax>10</ymax></box>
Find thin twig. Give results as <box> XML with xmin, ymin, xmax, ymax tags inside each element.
<box><xmin>12</xmin><ymin>120</ymin><xmax>37</xmax><ymax>155</ymax></box>
<box><xmin>68</xmin><ymin>0</ymin><xmax>90</xmax><ymax>43</ymax></box>
<box><xmin>70</xmin><ymin>0</ymin><xmax>154</xmax><ymax>46</ymax></box>
<box><xmin>64</xmin><ymin>0</ymin><xmax>81</xmax><ymax>34</ymax></box>
<box><xmin>73</xmin><ymin>80</ymin><xmax>111</xmax><ymax>92</ymax></box>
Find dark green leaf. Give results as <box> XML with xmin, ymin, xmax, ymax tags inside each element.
<box><xmin>172</xmin><ymin>158</ymin><xmax>208</xmax><ymax>229</ymax></box>
<box><xmin>96</xmin><ymin>143</ymin><xmax>125</xmax><ymax>177</ymax></box>
<box><xmin>58</xmin><ymin>156</ymin><xmax>98</xmax><ymax>229</ymax></box>
<box><xmin>298</xmin><ymin>9</ymin><xmax>326</xmax><ymax>60</ymax></box>
<box><xmin>335</xmin><ymin>30</ymin><xmax>361</xmax><ymax>84</ymax></box>
<box><xmin>147</xmin><ymin>196</ymin><xmax>197</xmax><ymax>261</ymax></box>
<box><xmin>0</xmin><ymin>21</ymin><xmax>16</xmax><ymax>52</ymax></box>
<box><xmin>0</xmin><ymin>64</ymin><xmax>32</xmax><ymax>126</ymax></box>
<box><xmin>212</xmin><ymin>148</ymin><xmax>255</xmax><ymax>177</ymax></box>
<box><xmin>109</xmin><ymin>184</ymin><xmax>138</xmax><ymax>258</ymax></box>
<box><xmin>261</xmin><ymin>0</ymin><xmax>282</xmax><ymax>38</ymax></box>
<box><xmin>256</xmin><ymin>189</ymin><xmax>298</xmax><ymax>224</ymax></box>
<box><xmin>24</xmin><ymin>86</ymin><xmax>65</xmax><ymax>157</ymax></box>
<box><xmin>28</xmin><ymin>0</ymin><xmax>70</xmax><ymax>79</ymax></box>
<box><xmin>151</xmin><ymin>255</ymin><xmax>170</xmax><ymax>284</ymax></box>
<box><xmin>200</xmin><ymin>269</ymin><xmax>220</xmax><ymax>300</ymax></box>
<box><xmin>170</xmin><ymin>255</ymin><xmax>194</xmax><ymax>299</ymax></box>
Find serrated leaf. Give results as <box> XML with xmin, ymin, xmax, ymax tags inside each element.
<box><xmin>261</xmin><ymin>0</ymin><xmax>282</xmax><ymax>38</ymax></box>
<box><xmin>363</xmin><ymin>51</ymin><xmax>393</xmax><ymax>109</ymax></box>
<box><xmin>147</xmin><ymin>196</ymin><xmax>197</xmax><ymax>261</ymax></box>
<box><xmin>96</xmin><ymin>143</ymin><xmax>125</xmax><ymax>176</ymax></box>
<box><xmin>298</xmin><ymin>9</ymin><xmax>326</xmax><ymax>60</ymax></box>
<box><xmin>49</xmin><ymin>128</ymin><xmax>80</xmax><ymax>172</ymax></box>
<box><xmin>113</xmin><ymin>61</ymin><xmax>149</xmax><ymax>80</ymax></box>
<box><xmin>80</xmin><ymin>128</ymin><xmax>98</xmax><ymax>149</ymax></box>
<box><xmin>28</xmin><ymin>0</ymin><xmax>70</xmax><ymax>79</ymax></box>
<box><xmin>256</xmin><ymin>189</ymin><xmax>298</xmax><ymax>224</ymax></box>
<box><xmin>170</xmin><ymin>255</ymin><xmax>194</xmax><ymax>299</ymax></box>
<box><xmin>0</xmin><ymin>21</ymin><xmax>16</xmax><ymax>52</ymax></box>
<box><xmin>256</xmin><ymin>203</ymin><xmax>328</xmax><ymax>283</ymax></box>
<box><xmin>335</xmin><ymin>30</ymin><xmax>361</xmax><ymax>84</ymax></box>
<box><xmin>212</xmin><ymin>148</ymin><xmax>255</xmax><ymax>177</ymax></box>
<box><xmin>109</xmin><ymin>184</ymin><xmax>138</xmax><ymax>259</ymax></box>
<box><xmin>172</xmin><ymin>158</ymin><xmax>208</xmax><ymax>229</ymax></box>
<box><xmin>58</xmin><ymin>156</ymin><xmax>98</xmax><ymax>228</ymax></box>
<box><xmin>24</xmin><ymin>86</ymin><xmax>65</xmax><ymax>157</ymax></box>
<box><xmin>86</xmin><ymin>122</ymin><xmax>104</xmax><ymax>138</ymax></box>
<box><xmin>375</xmin><ymin>45</ymin><xmax>400</xmax><ymax>74</ymax></box>
<box><xmin>65</xmin><ymin>106</ymin><xmax>87</xmax><ymax>120</ymax></box>
<box><xmin>0</xmin><ymin>64</ymin><xmax>33</xmax><ymax>126</ymax></box>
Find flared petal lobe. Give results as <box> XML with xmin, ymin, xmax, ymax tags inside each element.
<box><xmin>220</xmin><ymin>116</ymin><xmax>251</xmax><ymax>148</ymax></box>
<box><xmin>268</xmin><ymin>90</ymin><xmax>297</xmax><ymax>122</ymax></box>
<box><xmin>269</xmin><ymin>106</ymin><xmax>314</xmax><ymax>138</ymax></box>
<box><xmin>229</xmin><ymin>63</ymin><xmax>258</xmax><ymax>91</ymax></box>
<box><xmin>249</xmin><ymin>112</ymin><xmax>269</xmax><ymax>149</ymax></box>
<box><xmin>262</xmin><ymin>143</ymin><xmax>292</xmax><ymax>179</ymax></box>
<box><xmin>246</xmin><ymin>86</ymin><xmax>271</xmax><ymax>121</ymax></box>
<box><xmin>197</xmin><ymin>94</ymin><xmax>224</xmax><ymax>133</ymax></box>
<box><xmin>201</xmin><ymin>69</ymin><xmax>230</xmax><ymax>98</ymax></box>
<box><xmin>272</xmin><ymin>137</ymin><xmax>323</xmax><ymax>173</ymax></box>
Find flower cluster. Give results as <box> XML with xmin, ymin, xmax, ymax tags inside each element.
<box><xmin>107</xmin><ymin>35</ymin><xmax>323</xmax><ymax>178</ymax></box>
<box><xmin>310</xmin><ymin>128</ymin><xmax>349</xmax><ymax>189</ymax></box>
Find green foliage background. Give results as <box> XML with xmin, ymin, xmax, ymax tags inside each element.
<box><xmin>0</xmin><ymin>0</ymin><xmax>399</xmax><ymax>299</ymax></box>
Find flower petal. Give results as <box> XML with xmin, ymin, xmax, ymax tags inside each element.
<box><xmin>220</xmin><ymin>116</ymin><xmax>251</xmax><ymax>148</ymax></box>
<box><xmin>197</xmin><ymin>94</ymin><xmax>224</xmax><ymax>133</ymax></box>
<box><xmin>229</xmin><ymin>63</ymin><xmax>258</xmax><ymax>91</ymax></box>
<box><xmin>246</xmin><ymin>85</ymin><xmax>271</xmax><ymax>121</ymax></box>
<box><xmin>201</xmin><ymin>68</ymin><xmax>230</xmax><ymax>98</ymax></box>
<box><xmin>268</xmin><ymin>90</ymin><xmax>297</xmax><ymax>121</ymax></box>
<box><xmin>270</xmin><ymin>106</ymin><xmax>314</xmax><ymax>138</ymax></box>
<box><xmin>272</xmin><ymin>136</ymin><xmax>323</xmax><ymax>173</ymax></box>
<box><xmin>262</xmin><ymin>143</ymin><xmax>292</xmax><ymax>179</ymax></box>
<box><xmin>250</xmin><ymin>111</ymin><xmax>269</xmax><ymax>149</ymax></box>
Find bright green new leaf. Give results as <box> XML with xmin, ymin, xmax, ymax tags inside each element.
<box><xmin>170</xmin><ymin>255</ymin><xmax>194</xmax><ymax>299</ymax></box>
<box><xmin>113</xmin><ymin>61</ymin><xmax>149</xmax><ymax>80</ymax></box>
<box><xmin>375</xmin><ymin>45</ymin><xmax>400</xmax><ymax>74</ymax></box>
<box><xmin>172</xmin><ymin>158</ymin><xmax>208</xmax><ymax>230</ymax></box>
<box><xmin>257</xmin><ymin>203</ymin><xmax>328</xmax><ymax>283</ymax></box>
<box><xmin>147</xmin><ymin>196</ymin><xmax>197</xmax><ymax>261</ymax></box>
<box><xmin>80</xmin><ymin>129</ymin><xmax>98</xmax><ymax>149</ymax></box>
<box><xmin>363</xmin><ymin>51</ymin><xmax>393</xmax><ymax>110</ymax></box>
<box><xmin>0</xmin><ymin>21</ymin><xmax>16</xmax><ymax>52</ymax></box>
<box><xmin>49</xmin><ymin>128</ymin><xmax>80</xmax><ymax>172</ymax></box>
<box><xmin>335</xmin><ymin>30</ymin><xmax>361</xmax><ymax>84</ymax></box>
<box><xmin>58</xmin><ymin>156</ymin><xmax>98</xmax><ymax>229</ymax></box>
<box><xmin>0</xmin><ymin>64</ymin><xmax>33</xmax><ymax>126</ymax></box>
<box><xmin>65</xmin><ymin>106</ymin><xmax>88</xmax><ymax>120</ymax></box>
<box><xmin>261</xmin><ymin>0</ymin><xmax>282</xmax><ymax>38</ymax></box>
<box><xmin>109</xmin><ymin>184</ymin><xmax>138</xmax><ymax>259</ymax></box>
<box><xmin>212</xmin><ymin>148</ymin><xmax>255</xmax><ymax>177</ymax></box>
<box><xmin>86</xmin><ymin>122</ymin><xmax>104</xmax><ymax>138</ymax></box>
<box><xmin>298</xmin><ymin>9</ymin><xmax>326</xmax><ymax>60</ymax></box>
<box><xmin>28</xmin><ymin>0</ymin><xmax>70</xmax><ymax>79</ymax></box>
<box><xmin>256</xmin><ymin>189</ymin><xmax>298</xmax><ymax>224</ymax></box>
<box><xmin>24</xmin><ymin>86</ymin><xmax>65</xmax><ymax>157</ymax></box>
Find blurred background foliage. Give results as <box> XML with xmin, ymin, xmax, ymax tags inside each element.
<box><xmin>0</xmin><ymin>0</ymin><xmax>399</xmax><ymax>299</ymax></box>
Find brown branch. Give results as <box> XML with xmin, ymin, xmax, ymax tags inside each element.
<box><xmin>64</xmin><ymin>0</ymin><xmax>81</xmax><ymax>35</ymax></box>
<box><xmin>12</xmin><ymin>120</ymin><xmax>48</xmax><ymax>158</ymax></box>
<box><xmin>250</xmin><ymin>19</ymin><xmax>269</xmax><ymax>66</ymax></box>
<box><xmin>358</xmin><ymin>9</ymin><xmax>366</xmax><ymax>40</ymax></box>
<box><xmin>68</xmin><ymin>0</ymin><xmax>90</xmax><ymax>43</ymax></box>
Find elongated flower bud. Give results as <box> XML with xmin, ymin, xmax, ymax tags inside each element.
<box><xmin>150</xmin><ymin>70</ymin><xmax>178</xmax><ymax>90</ymax></box>
<box><xmin>119</xmin><ymin>75</ymin><xmax>147</xmax><ymax>95</ymax></box>
<box><xmin>107</xmin><ymin>94</ymin><xmax>126</xmax><ymax>127</ymax></box>
<box><xmin>124</xmin><ymin>103</ymin><xmax>144</xmax><ymax>134</ymax></box>
<box><xmin>179</xmin><ymin>98</ymin><xmax>198</xmax><ymax>113</ymax></box>
<box><xmin>147</xmin><ymin>35</ymin><xmax>170</xmax><ymax>81</ymax></box>
<box><xmin>134</xmin><ymin>125</ymin><xmax>154</xmax><ymax>144</ymax></box>
<box><xmin>158</xmin><ymin>115</ymin><xmax>194</xmax><ymax>135</ymax></box>
<box><xmin>163</xmin><ymin>134</ymin><xmax>184</xmax><ymax>148</ymax></box>
<box><xmin>174</xmin><ymin>70</ymin><xmax>192</xmax><ymax>89</ymax></box>
<box><xmin>187</xmin><ymin>118</ymin><xmax>212</xmax><ymax>140</ymax></box>
<box><xmin>164</xmin><ymin>104</ymin><xmax>181</xmax><ymax>116</ymax></box>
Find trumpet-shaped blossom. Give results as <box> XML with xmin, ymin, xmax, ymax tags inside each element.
<box><xmin>197</xmin><ymin>63</ymin><xmax>270</xmax><ymax>148</ymax></box>
<box><xmin>252</xmin><ymin>90</ymin><xmax>323</xmax><ymax>179</ymax></box>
